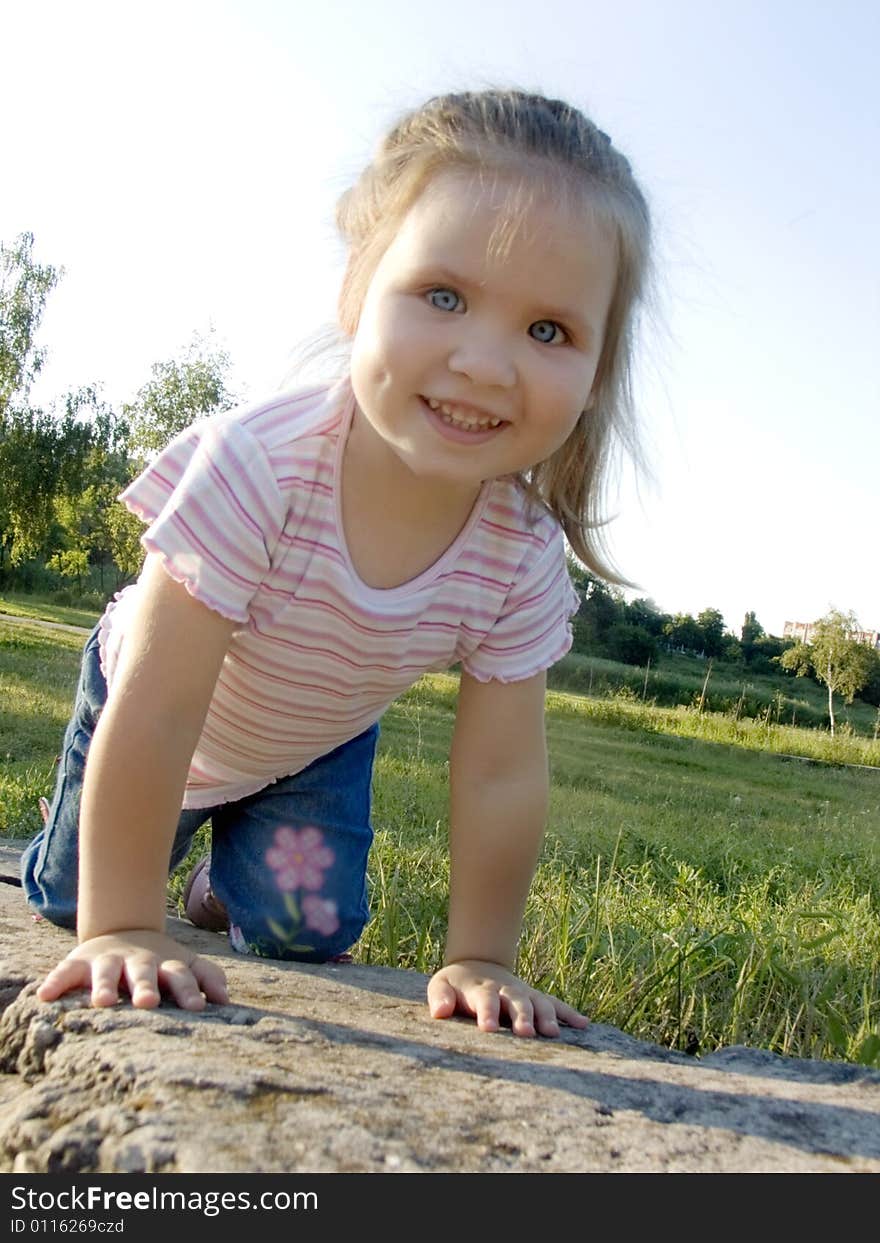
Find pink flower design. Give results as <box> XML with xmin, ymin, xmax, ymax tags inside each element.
<box><xmin>265</xmin><ymin>825</ymin><xmax>334</xmax><ymax>892</ymax></box>
<box><xmin>302</xmin><ymin>895</ymin><xmax>340</xmax><ymax>937</ymax></box>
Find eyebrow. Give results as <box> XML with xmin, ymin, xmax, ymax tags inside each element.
<box><xmin>413</xmin><ymin>265</ymin><xmax>594</xmax><ymax>342</ymax></box>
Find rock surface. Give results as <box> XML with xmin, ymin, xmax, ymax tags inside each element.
<box><xmin>1</xmin><ymin>844</ymin><xmax>879</xmax><ymax>1173</ymax></box>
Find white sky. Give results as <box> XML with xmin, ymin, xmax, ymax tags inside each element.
<box><xmin>3</xmin><ymin>0</ymin><xmax>877</xmax><ymax>638</ymax></box>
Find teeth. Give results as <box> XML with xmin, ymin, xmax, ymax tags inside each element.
<box><xmin>426</xmin><ymin>397</ymin><xmax>502</xmax><ymax>432</ymax></box>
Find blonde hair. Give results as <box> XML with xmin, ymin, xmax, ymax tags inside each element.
<box><xmin>335</xmin><ymin>89</ymin><xmax>652</xmax><ymax>583</ymax></box>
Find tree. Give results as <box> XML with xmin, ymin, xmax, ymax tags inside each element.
<box><xmin>0</xmin><ymin>382</ymin><xmax>134</xmax><ymax>575</ymax></box>
<box><xmin>625</xmin><ymin>597</ymin><xmax>669</xmax><ymax>638</ymax></box>
<box><xmin>663</xmin><ymin>612</ymin><xmax>703</xmax><ymax>655</ymax></box>
<box><xmin>697</xmin><ymin>608</ymin><xmax>726</xmax><ymax>659</ymax></box>
<box><xmin>104</xmin><ymin>500</ymin><xmax>146</xmax><ymax>586</ymax></box>
<box><xmin>604</xmin><ymin>621</ymin><xmax>658</xmax><ymax>666</ymax></box>
<box><xmin>0</xmin><ymin>234</ymin><xmax>80</xmax><ymax>570</ymax></box>
<box><xmin>741</xmin><ymin>611</ymin><xmax>763</xmax><ymax>645</ymax></box>
<box><xmin>778</xmin><ymin>608</ymin><xmax>875</xmax><ymax>736</ymax></box>
<box><xmin>53</xmin><ymin>395</ymin><xmax>137</xmax><ymax>592</ymax></box>
<box><xmin>125</xmin><ymin>332</ymin><xmax>235</xmax><ymax>454</ymax></box>
<box><xmin>740</xmin><ymin>611</ymin><xmax>764</xmax><ymax>665</ymax></box>
<box><xmin>858</xmin><ymin>648</ymin><xmax>880</xmax><ymax>709</ymax></box>
<box><xmin>0</xmin><ymin>398</ymin><xmax>92</xmax><ymax>566</ymax></box>
<box><xmin>721</xmin><ymin>634</ymin><xmax>743</xmax><ymax>664</ymax></box>
<box><xmin>1</xmin><ymin>233</ymin><xmax>62</xmax><ymax>417</ymax></box>
<box><xmin>570</xmin><ymin>575</ymin><xmax>624</xmax><ymax>653</ymax></box>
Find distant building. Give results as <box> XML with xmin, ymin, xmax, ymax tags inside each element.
<box><xmin>783</xmin><ymin>620</ymin><xmax>880</xmax><ymax>649</ymax></box>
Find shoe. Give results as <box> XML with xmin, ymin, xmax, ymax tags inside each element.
<box><xmin>182</xmin><ymin>854</ymin><xmax>229</xmax><ymax>933</ymax></box>
<box><xmin>39</xmin><ymin>798</ymin><xmax>50</xmax><ymax>825</ymax></box>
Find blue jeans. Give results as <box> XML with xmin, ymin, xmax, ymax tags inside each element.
<box><xmin>20</xmin><ymin>627</ymin><xmax>379</xmax><ymax>962</ymax></box>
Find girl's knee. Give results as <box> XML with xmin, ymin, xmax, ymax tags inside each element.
<box><xmin>211</xmin><ymin>815</ymin><xmax>374</xmax><ymax>964</ymax></box>
<box><xmin>20</xmin><ymin>834</ymin><xmax>78</xmax><ymax>930</ymax></box>
<box><xmin>26</xmin><ymin>902</ymin><xmax>78</xmax><ymax>931</ymax></box>
<box><xmin>21</xmin><ymin>859</ymin><xmax>78</xmax><ymax>931</ymax></box>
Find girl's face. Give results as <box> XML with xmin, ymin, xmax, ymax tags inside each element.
<box><xmin>348</xmin><ymin>167</ymin><xmax>617</xmax><ymax>495</ymax></box>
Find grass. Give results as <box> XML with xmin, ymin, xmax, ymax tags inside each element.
<box><xmin>551</xmin><ymin>649</ymin><xmax>880</xmax><ymax>737</ymax></box>
<box><xmin>0</xmin><ymin>622</ymin><xmax>87</xmax><ymax>835</ymax></box>
<box><xmin>3</xmin><ymin>619</ymin><xmax>879</xmax><ymax>1066</ymax></box>
<box><xmin>0</xmin><ymin>591</ymin><xmax>101</xmax><ymax>631</ymax></box>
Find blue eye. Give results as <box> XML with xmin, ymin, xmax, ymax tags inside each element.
<box><xmin>530</xmin><ymin>320</ymin><xmax>566</xmax><ymax>345</ymax></box>
<box><xmin>427</xmin><ymin>288</ymin><xmax>463</xmax><ymax>312</ymax></box>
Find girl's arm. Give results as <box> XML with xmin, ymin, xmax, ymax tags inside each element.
<box><xmin>427</xmin><ymin>668</ymin><xmax>588</xmax><ymax>1038</ymax></box>
<box><xmin>37</xmin><ymin>553</ymin><xmax>236</xmax><ymax>1010</ymax></box>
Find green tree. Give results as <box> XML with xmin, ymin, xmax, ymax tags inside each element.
<box><xmin>0</xmin><ymin>232</ymin><xmax>61</xmax><ymax>416</ymax></box>
<box><xmin>778</xmin><ymin>608</ymin><xmax>875</xmax><ymax>736</ymax></box>
<box><xmin>125</xmin><ymin>332</ymin><xmax>235</xmax><ymax>454</ymax></box>
<box><xmin>858</xmin><ymin>648</ymin><xmax>880</xmax><ymax>708</ymax></box>
<box><xmin>663</xmin><ymin>612</ymin><xmax>703</xmax><ymax>655</ymax></box>
<box><xmin>604</xmin><ymin>621</ymin><xmax>658</xmax><ymax>666</ymax></box>
<box><xmin>59</xmin><ymin>396</ymin><xmax>136</xmax><ymax>592</ymax></box>
<box><xmin>105</xmin><ymin>499</ymin><xmax>146</xmax><ymax>585</ymax></box>
<box><xmin>0</xmin><ymin>398</ymin><xmax>92</xmax><ymax>566</ymax></box>
<box><xmin>571</xmin><ymin>576</ymin><xmax>624</xmax><ymax>653</ymax></box>
<box><xmin>721</xmin><ymin>634</ymin><xmax>743</xmax><ymax>663</ymax></box>
<box><xmin>697</xmin><ymin>608</ymin><xmax>726</xmax><ymax>659</ymax></box>
<box><xmin>740</xmin><ymin>611</ymin><xmax>764</xmax><ymax>665</ymax></box>
<box><xmin>625</xmin><ymin>597</ymin><xmax>669</xmax><ymax>638</ymax></box>
<box><xmin>0</xmin><ymin>236</ymin><xmax>97</xmax><ymax>572</ymax></box>
<box><xmin>47</xmin><ymin>546</ymin><xmax>90</xmax><ymax>594</ymax></box>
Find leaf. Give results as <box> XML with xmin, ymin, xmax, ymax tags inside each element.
<box><xmin>855</xmin><ymin>1034</ymin><xmax>880</xmax><ymax>1067</ymax></box>
<box><xmin>825</xmin><ymin>1011</ymin><xmax>848</xmax><ymax>1055</ymax></box>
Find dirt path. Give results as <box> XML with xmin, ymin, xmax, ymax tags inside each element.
<box><xmin>0</xmin><ymin>611</ymin><xmax>91</xmax><ymax>635</ymax></box>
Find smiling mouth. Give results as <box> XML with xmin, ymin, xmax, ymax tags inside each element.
<box><xmin>424</xmin><ymin>397</ymin><xmax>506</xmax><ymax>433</ymax></box>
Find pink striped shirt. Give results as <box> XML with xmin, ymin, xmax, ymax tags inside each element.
<box><xmin>100</xmin><ymin>379</ymin><xmax>580</xmax><ymax>808</ymax></box>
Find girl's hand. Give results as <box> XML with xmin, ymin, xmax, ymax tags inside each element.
<box><xmin>427</xmin><ymin>959</ymin><xmax>589</xmax><ymax>1039</ymax></box>
<box><xmin>36</xmin><ymin>930</ymin><xmax>229</xmax><ymax>1011</ymax></box>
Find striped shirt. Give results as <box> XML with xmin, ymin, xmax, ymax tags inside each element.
<box><xmin>99</xmin><ymin>378</ymin><xmax>580</xmax><ymax>808</ymax></box>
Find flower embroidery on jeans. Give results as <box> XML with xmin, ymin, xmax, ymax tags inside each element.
<box><xmin>239</xmin><ymin>824</ymin><xmax>342</xmax><ymax>957</ymax></box>
<box><xmin>301</xmin><ymin>894</ymin><xmax>340</xmax><ymax>936</ymax></box>
<box><xmin>266</xmin><ymin>825</ymin><xmax>334</xmax><ymax>891</ymax></box>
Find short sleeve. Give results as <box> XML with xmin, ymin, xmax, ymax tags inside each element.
<box><xmin>461</xmin><ymin>523</ymin><xmax>581</xmax><ymax>683</ymax></box>
<box><xmin>119</xmin><ymin>416</ymin><xmax>287</xmax><ymax>623</ymax></box>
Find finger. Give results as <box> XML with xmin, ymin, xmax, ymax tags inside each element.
<box><xmin>473</xmin><ymin>988</ymin><xmax>501</xmax><ymax>1033</ymax></box>
<box><xmin>530</xmin><ymin>995</ymin><xmax>561</xmax><ymax>1038</ymax></box>
<box><xmin>190</xmin><ymin>956</ymin><xmax>230</xmax><ymax>1005</ymax></box>
<box><xmin>123</xmin><ymin>957</ymin><xmax>161</xmax><ymax>1010</ymax></box>
<box><xmin>90</xmin><ymin>954</ymin><xmax>125</xmax><ymax>1008</ymax></box>
<box><xmin>36</xmin><ymin>958</ymin><xmax>91</xmax><ymax>1002</ymax></box>
<box><xmin>426</xmin><ymin>975</ymin><xmax>459</xmax><ymax>1020</ymax></box>
<box><xmin>500</xmin><ymin>990</ymin><xmax>537</xmax><ymax>1038</ymax></box>
<box><xmin>158</xmin><ymin>960</ymin><xmax>207</xmax><ymax>1011</ymax></box>
<box><xmin>555</xmin><ymin>1000</ymin><xmax>590</xmax><ymax>1029</ymax></box>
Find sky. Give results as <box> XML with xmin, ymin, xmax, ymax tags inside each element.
<box><xmin>3</xmin><ymin>0</ymin><xmax>877</xmax><ymax>639</ymax></box>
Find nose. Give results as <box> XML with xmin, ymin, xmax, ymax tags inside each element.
<box><xmin>447</xmin><ymin>328</ymin><xmax>517</xmax><ymax>388</ymax></box>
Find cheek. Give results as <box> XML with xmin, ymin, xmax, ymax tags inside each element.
<box><xmin>352</xmin><ymin>301</ymin><xmax>423</xmax><ymax>374</ymax></box>
<box><xmin>532</xmin><ymin>356</ymin><xmax>594</xmax><ymax>421</ymax></box>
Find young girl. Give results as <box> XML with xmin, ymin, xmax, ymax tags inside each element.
<box><xmin>23</xmin><ymin>89</ymin><xmax>651</xmax><ymax>1039</ymax></box>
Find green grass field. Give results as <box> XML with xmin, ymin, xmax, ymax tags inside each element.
<box><xmin>550</xmin><ymin>649</ymin><xmax>880</xmax><ymax>737</ymax></box>
<box><xmin>2</xmin><ymin>616</ymin><xmax>878</xmax><ymax>1065</ymax></box>
<box><xmin>0</xmin><ymin>591</ymin><xmax>102</xmax><ymax>631</ymax></box>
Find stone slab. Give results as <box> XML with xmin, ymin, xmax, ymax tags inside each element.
<box><xmin>1</xmin><ymin>841</ymin><xmax>878</xmax><ymax>1173</ymax></box>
